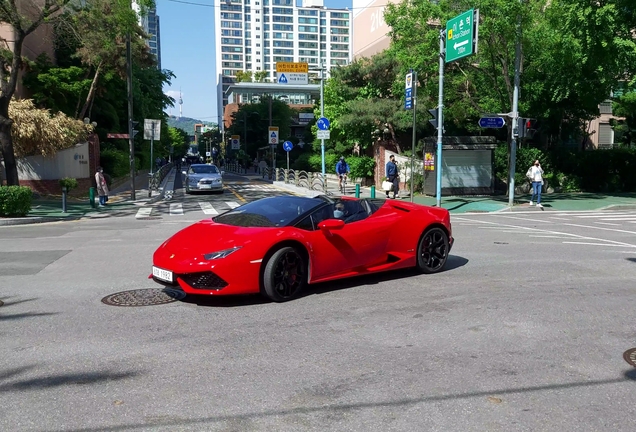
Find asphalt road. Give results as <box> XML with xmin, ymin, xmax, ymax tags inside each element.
<box><xmin>2</xmin><ymin>181</ymin><xmax>636</xmax><ymax>431</ymax></box>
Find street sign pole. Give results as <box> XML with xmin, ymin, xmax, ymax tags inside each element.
<box><xmin>410</xmin><ymin>70</ymin><xmax>417</xmax><ymax>203</ymax></box>
<box><xmin>320</xmin><ymin>66</ymin><xmax>326</xmax><ymax>192</ymax></box>
<box><xmin>508</xmin><ymin>10</ymin><xmax>522</xmax><ymax>207</ymax></box>
<box><xmin>436</xmin><ymin>29</ymin><xmax>446</xmax><ymax>208</ymax></box>
<box><xmin>150</xmin><ymin>121</ymin><xmax>155</xmax><ymax>175</ymax></box>
<box><xmin>126</xmin><ymin>33</ymin><xmax>135</xmax><ymax>201</ymax></box>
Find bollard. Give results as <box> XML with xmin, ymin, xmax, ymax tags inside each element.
<box><xmin>89</xmin><ymin>187</ymin><xmax>96</xmax><ymax>208</ymax></box>
<box><xmin>370</xmin><ymin>185</ymin><xmax>376</xmax><ymax>199</ymax></box>
<box><xmin>355</xmin><ymin>184</ymin><xmax>360</xmax><ymax>198</ymax></box>
<box><xmin>62</xmin><ymin>187</ymin><xmax>67</xmax><ymax>213</ymax></box>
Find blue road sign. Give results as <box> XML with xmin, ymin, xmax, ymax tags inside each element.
<box><xmin>283</xmin><ymin>141</ymin><xmax>293</xmax><ymax>152</ymax></box>
<box><xmin>405</xmin><ymin>88</ymin><xmax>413</xmax><ymax>110</ymax></box>
<box><xmin>278</xmin><ymin>74</ymin><xmax>288</xmax><ymax>84</ymax></box>
<box><xmin>478</xmin><ymin>117</ymin><xmax>505</xmax><ymax>128</ymax></box>
<box><xmin>317</xmin><ymin>117</ymin><xmax>330</xmax><ymax>131</ymax></box>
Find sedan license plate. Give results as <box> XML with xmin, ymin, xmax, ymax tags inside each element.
<box><xmin>152</xmin><ymin>266</ymin><xmax>173</xmax><ymax>283</ymax></box>
<box><xmin>199</xmin><ymin>184</ymin><xmax>212</xmax><ymax>189</ymax></box>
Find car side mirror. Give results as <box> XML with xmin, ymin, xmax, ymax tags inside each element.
<box><xmin>182</xmin><ymin>171</ymin><xmax>187</xmax><ymax>175</ymax></box>
<box><xmin>318</xmin><ymin>219</ymin><xmax>345</xmax><ymax>231</ymax></box>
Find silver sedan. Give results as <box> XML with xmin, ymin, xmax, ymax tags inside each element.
<box><xmin>183</xmin><ymin>164</ymin><xmax>224</xmax><ymax>194</ymax></box>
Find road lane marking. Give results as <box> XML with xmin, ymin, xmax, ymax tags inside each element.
<box><xmin>562</xmin><ymin>242</ymin><xmax>636</xmax><ymax>248</ymax></box>
<box><xmin>170</xmin><ymin>203</ymin><xmax>183</xmax><ymax>215</ymax></box>
<box><xmin>199</xmin><ymin>202</ymin><xmax>218</xmax><ymax>215</ymax></box>
<box><xmin>595</xmin><ymin>222</ymin><xmax>621</xmax><ymax>226</ymax></box>
<box><xmin>454</xmin><ymin>217</ymin><xmax>636</xmax><ymax>248</ymax></box>
<box><xmin>225</xmin><ymin>201</ymin><xmax>240</xmax><ymax>209</ymax></box>
<box><xmin>228</xmin><ymin>187</ymin><xmax>247</xmax><ymax>203</ymax></box>
<box><xmin>135</xmin><ymin>207</ymin><xmax>152</xmax><ymax>219</ymax></box>
<box><xmin>563</xmin><ymin>223</ymin><xmax>636</xmax><ymax>236</ymax></box>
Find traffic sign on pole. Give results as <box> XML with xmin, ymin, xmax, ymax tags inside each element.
<box><xmin>283</xmin><ymin>141</ymin><xmax>293</xmax><ymax>152</ymax></box>
<box><xmin>317</xmin><ymin>130</ymin><xmax>330</xmax><ymax>140</ymax></box>
<box><xmin>231</xmin><ymin>135</ymin><xmax>240</xmax><ymax>150</ymax></box>
<box><xmin>405</xmin><ymin>72</ymin><xmax>414</xmax><ymax>110</ymax></box>
<box><xmin>478</xmin><ymin>117</ymin><xmax>505</xmax><ymax>128</ymax></box>
<box><xmin>268</xmin><ymin>126</ymin><xmax>279</xmax><ymax>144</ymax></box>
<box><xmin>445</xmin><ymin>9</ymin><xmax>479</xmax><ymax>63</ymax></box>
<box><xmin>317</xmin><ymin>117</ymin><xmax>330</xmax><ymax>131</ymax></box>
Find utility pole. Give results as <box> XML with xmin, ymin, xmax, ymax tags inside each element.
<box><xmin>320</xmin><ymin>65</ymin><xmax>325</xmax><ymax>184</ymax></box>
<box><xmin>436</xmin><ymin>29</ymin><xmax>445</xmax><ymax>208</ymax></box>
<box><xmin>269</xmin><ymin>95</ymin><xmax>274</xmax><ymax>175</ymax></box>
<box><xmin>409</xmin><ymin>69</ymin><xmax>417</xmax><ymax>203</ymax></box>
<box><xmin>126</xmin><ymin>33</ymin><xmax>135</xmax><ymax>201</ymax></box>
<box><xmin>508</xmin><ymin>9</ymin><xmax>522</xmax><ymax>207</ymax></box>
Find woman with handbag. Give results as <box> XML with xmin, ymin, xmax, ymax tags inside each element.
<box><xmin>527</xmin><ymin>160</ymin><xmax>544</xmax><ymax>208</ymax></box>
<box><xmin>95</xmin><ymin>166</ymin><xmax>109</xmax><ymax>207</ymax></box>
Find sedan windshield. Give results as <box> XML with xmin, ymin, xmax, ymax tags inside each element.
<box><xmin>214</xmin><ymin>196</ymin><xmax>328</xmax><ymax>227</ymax></box>
<box><xmin>190</xmin><ymin>165</ymin><xmax>219</xmax><ymax>174</ymax></box>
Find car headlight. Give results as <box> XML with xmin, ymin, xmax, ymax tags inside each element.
<box><xmin>203</xmin><ymin>247</ymin><xmax>241</xmax><ymax>261</ymax></box>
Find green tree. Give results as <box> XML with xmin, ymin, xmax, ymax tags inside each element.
<box><xmin>612</xmin><ymin>91</ymin><xmax>636</xmax><ymax>147</ymax></box>
<box><xmin>168</xmin><ymin>126</ymin><xmax>189</xmax><ymax>159</ymax></box>
<box><xmin>235</xmin><ymin>71</ymin><xmax>253</xmax><ymax>82</ymax></box>
<box><xmin>0</xmin><ymin>0</ymin><xmax>74</xmax><ymax>185</ymax></box>
<box><xmin>254</xmin><ymin>71</ymin><xmax>269</xmax><ymax>82</ymax></box>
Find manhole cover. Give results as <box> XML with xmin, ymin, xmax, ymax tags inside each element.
<box><xmin>623</xmin><ymin>348</ymin><xmax>636</xmax><ymax>367</ymax></box>
<box><xmin>101</xmin><ymin>288</ymin><xmax>184</xmax><ymax>307</ymax></box>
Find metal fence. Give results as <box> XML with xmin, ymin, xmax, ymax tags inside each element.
<box><xmin>148</xmin><ymin>163</ymin><xmax>173</xmax><ymax>197</ymax></box>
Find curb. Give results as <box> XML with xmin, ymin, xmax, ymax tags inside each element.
<box><xmin>0</xmin><ymin>215</ymin><xmax>81</xmax><ymax>226</ymax></box>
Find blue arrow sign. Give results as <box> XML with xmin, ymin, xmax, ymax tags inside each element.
<box><xmin>317</xmin><ymin>117</ymin><xmax>330</xmax><ymax>131</ymax></box>
<box><xmin>478</xmin><ymin>117</ymin><xmax>505</xmax><ymax>128</ymax></box>
<box><xmin>283</xmin><ymin>141</ymin><xmax>293</xmax><ymax>152</ymax></box>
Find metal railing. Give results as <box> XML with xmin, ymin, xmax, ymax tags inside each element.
<box><xmin>276</xmin><ymin>168</ymin><xmax>327</xmax><ymax>193</ymax></box>
<box><xmin>148</xmin><ymin>163</ymin><xmax>173</xmax><ymax>197</ymax></box>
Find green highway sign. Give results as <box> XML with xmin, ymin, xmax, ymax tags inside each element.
<box><xmin>445</xmin><ymin>9</ymin><xmax>478</xmax><ymax>63</ymax></box>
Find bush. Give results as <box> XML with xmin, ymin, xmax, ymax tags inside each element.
<box><xmin>291</xmin><ymin>152</ymin><xmax>312</xmax><ymax>171</ymax></box>
<box><xmin>347</xmin><ymin>156</ymin><xmax>375</xmax><ymax>179</ymax></box>
<box><xmin>406</xmin><ymin>173</ymin><xmax>425</xmax><ymax>193</ymax></box>
<box><xmin>308</xmin><ymin>152</ymin><xmax>339</xmax><ymax>174</ymax></box>
<box><xmin>0</xmin><ymin>186</ymin><xmax>33</xmax><ymax>217</ymax></box>
<box><xmin>59</xmin><ymin>177</ymin><xmax>78</xmax><ymax>191</ymax></box>
<box><xmin>100</xmin><ymin>149</ymin><xmax>129</xmax><ymax>178</ymax></box>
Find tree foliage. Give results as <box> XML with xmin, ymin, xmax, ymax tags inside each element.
<box><xmin>10</xmin><ymin>99</ymin><xmax>93</xmax><ymax>158</ymax></box>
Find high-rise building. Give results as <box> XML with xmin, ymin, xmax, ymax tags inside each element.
<box><xmin>141</xmin><ymin>7</ymin><xmax>161</xmax><ymax>69</ymax></box>
<box><xmin>214</xmin><ymin>0</ymin><xmax>352</xmax><ymax>121</ymax></box>
<box><xmin>133</xmin><ymin>2</ymin><xmax>161</xmax><ymax>69</ymax></box>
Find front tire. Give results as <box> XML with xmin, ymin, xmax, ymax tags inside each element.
<box><xmin>416</xmin><ymin>227</ymin><xmax>449</xmax><ymax>274</ymax></box>
<box><xmin>262</xmin><ymin>246</ymin><xmax>307</xmax><ymax>302</ymax></box>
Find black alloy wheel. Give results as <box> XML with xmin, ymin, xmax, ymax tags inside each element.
<box><xmin>263</xmin><ymin>246</ymin><xmax>307</xmax><ymax>302</ymax></box>
<box><xmin>416</xmin><ymin>227</ymin><xmax>449</xmax><ymax>274</ymax></box>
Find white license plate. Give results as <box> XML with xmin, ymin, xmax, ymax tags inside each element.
<box><xmin>199</xmin><ymin>184</ymin><xmax>212</xmax><ymax>189</ymax></box>
<box><xmin>152</xmin><ymin>266</ymin><xmax>173</xmax><ymax>283</ymax></box>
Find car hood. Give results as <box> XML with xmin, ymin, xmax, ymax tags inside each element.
<box><xmin>154</xmin><ymin>219</ymin><xmax>288</xmax><ymax>263</ymax></box>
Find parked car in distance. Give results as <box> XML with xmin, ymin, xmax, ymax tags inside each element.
<box><xmin>183</xmin><ymin>164</ymin><xmax>224</xmax><ymax>194</ymax></box>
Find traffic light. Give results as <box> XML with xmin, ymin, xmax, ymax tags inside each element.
<box><xmin>130</xmin><ymin>120</ymin><xmax>139</xmax><ymax>138</ymax></box>
<box><xmin>428</xmin><ymin>108</ymin><xmax>440</xmax><ymax>130</ymax></box>
<box><xmin>519</xmin><ymin>118</ymin><xmax>537</xmax><ymax>139</ymax></box>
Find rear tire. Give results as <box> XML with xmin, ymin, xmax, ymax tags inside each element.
<box><xmin>416</xmin><ymin>227</ymin><xmax>449</xmax><ymax>274</ymax></box>
<box><xmin>262</xmin><ymin>246</ymin><xmax>307</xmax><ymax>302</ymax></box>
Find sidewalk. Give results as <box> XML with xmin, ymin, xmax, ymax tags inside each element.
<box><xmin>0</xmin><ymin>168</ymin><xmax>177</xmax><ymax>226</ymax></box>
<box><xmin>272</xmin><ymin>177</ymin><xmax>636</xmax><ymax>214</ymax></box>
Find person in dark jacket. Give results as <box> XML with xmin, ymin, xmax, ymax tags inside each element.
<box><xmin>385</xmin><ymin>155</ymin><xmax>399</xmax><ymax>199</ymax></box>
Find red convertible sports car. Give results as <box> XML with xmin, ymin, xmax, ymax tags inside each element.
<box><xmin>151</xmin><ymin>195</ymin><xmax>453</xmax><ymax>302</ymax></box>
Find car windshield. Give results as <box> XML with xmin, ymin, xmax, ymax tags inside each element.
<box><xmin>214</xmin><ymin>196</ymin><xmax>328</xmax><ymax>227</ymax></box>
<box><xmin>190</xmin><ymin>165</ymin><xmax>219</xmax><ymax>174</ymax></box>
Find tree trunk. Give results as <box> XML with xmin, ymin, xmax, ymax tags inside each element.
<box><xmin>78</xmin><ymin>62</ymin><xmax>102</xmax><ymax>120</ymax></box>
<box><xmin>0</xmin><ymin>100</ymin><xmax>18</xmax><ymax>185</ymax></box>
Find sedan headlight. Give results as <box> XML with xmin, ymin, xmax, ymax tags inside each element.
<box><xmin>203</xmin><ymin>247</ymin><xmax>241</xmax><ymax>261</ymax></box>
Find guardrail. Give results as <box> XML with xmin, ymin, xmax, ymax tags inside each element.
<box><xmin>276</xmin><ymin>168</ymin><xmax>327</xmax><ymax>193</ymax></box>
<box><xmin>148</xmin><ymin>163</ymin><xmax>173</xmax><ymax>197</ymax></box>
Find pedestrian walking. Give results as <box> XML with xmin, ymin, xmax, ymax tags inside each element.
<box><xmin>385</xmin><ymin>155</ymin><xmax>399</xmax><ymax>199</ymax></box>
<box><xmin>526</xmin><ymin>159</ymin><xmax>544</xmax><ymax>208</ymax></box>
<box><xmin>95</xmin><ymin>166</ymin><xmax>109</xmax><ymax>207</ymax></box>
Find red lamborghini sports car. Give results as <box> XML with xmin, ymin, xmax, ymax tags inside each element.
<box><xmin>151</xmin><ymin>195</ymin><xmax>453</xmax><ymax>302</ymax></box>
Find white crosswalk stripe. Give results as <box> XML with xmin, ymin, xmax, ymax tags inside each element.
<box><xmin>170</xmin><ymin>203</ymin><xmax>184</xmax><ymax>215</ymax></box>
<box><xmin>199</xmin><ymin>202</ymin><xmax>219</xmax><ymax>215</ymax></box>
<box><xmin>225</xmin><ymin>201</ymin><xmax>240</xmax><ymax>209</ymax></box>
<box><xmin>135</xmin><ymin>207</ymin><xmax>152</xmax><ymax>219</ymax></box>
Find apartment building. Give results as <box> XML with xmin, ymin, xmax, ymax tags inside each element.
<box><xmin>352</xmin><ymin>0</ymin><xmax>398</xmax><ymax>59</ymax></box>
<box><xmin>133</xmin><ymin>3</ymin><xmax>162</xmax><ymax>69</ymax></box>
<box><xmin>214</xmin><ymin>0</ymin><xmax>352</xmax><ymax>121</ymax></box>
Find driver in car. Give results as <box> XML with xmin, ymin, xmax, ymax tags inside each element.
<box><xmin>333</xmin><ymin>202</ymin><xmax>346</xmax><ymax>219</ymax></box>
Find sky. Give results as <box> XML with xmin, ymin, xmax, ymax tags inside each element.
<box><xmin>159</xmin><ymin>0</ymin><xmax>353</xmax><ymax>124</ymax></box>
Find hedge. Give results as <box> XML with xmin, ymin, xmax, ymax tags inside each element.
<box><xmin>494</xmin><ymin>144</ymin><xmax>636</xmax><ymax>193</ymax></box>
<box><xmin>0</xmin><ymin>186</ymin><xmax>33</xmax><ymax>217</ymax></box>
<box><xmin>100</xmin><ymin>149</ymin><xmax>141</xmax><ymax>179</ymax></box>
<box><xmin>307</xmin><ymin>153</ymin><xmax>376</xmax><ymax>179</ymax></box>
